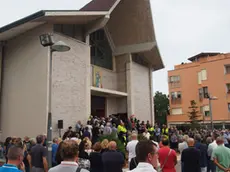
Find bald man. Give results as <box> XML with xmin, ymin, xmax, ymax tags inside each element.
<box><xmin>181</xmin><ymin>138</ymin><xmax>201</xmax><ymax>172</ymax></box>
<box><xmin>211</xmin><ymin>136</ymin><xmax>230</xmax><ymax>172</ymax></box>
<box><xmin>102</xmin><ymin>141</ymin><xmax>125</xmax><ymax>172</ymax></box>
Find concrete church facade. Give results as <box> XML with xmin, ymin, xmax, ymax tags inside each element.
<box><xmin>0</xmin><ymin>0</ymin><xmax>164</xmax><ymax>138</ymax></box>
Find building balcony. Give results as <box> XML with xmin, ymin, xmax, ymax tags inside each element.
<box><xmin>169</xmin><ymin>81</ymin><xmax>181</xmax><ymax>88</ymax></box>
<box><xmin>171</xmin><ymin>98</ymin><xmax>182</xmax><ymax>105</ymax></box>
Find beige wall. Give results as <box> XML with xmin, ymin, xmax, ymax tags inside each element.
<box><xmin>132</xmin><ymin>62</ymin><xmax>152</xmax><ymax>121</ymax></box>
<box><xmin>168</xmin><ymin>54</ymin><xmax>230</xmax><ymax>124</ymax></box>
<box><xmin>106</xmin><ymin>97</ymin><xmax>127</xmax><ymax>116</ymax></box>
<box><xmin>1</xmin><ymin>24</ymin><xmax>52</xmax><ymax>139</ymax></box>
<box><xmin>52</xmin><ymin>33</ymin><xmax>91</xmax><ymax>137</ymax></box>
<box><xmin>106</xmin><ymin>97</ymin><xmax>117</xmax><ymax>116</ymax></box>
<box><xmin>116</xmin><ymin>54</ymin><xmax>128</xmax><ymax>92</ymax></box>
<box><xmin>116</xmin><ymin>97</ymin><xmax>127</xmax><ymax>113</ymax></box>
<box><xmin>91</xmin><ymin>65</ymin><xmax>117</xmax><ymax>91</ymax></box>
<box><xmin>91</xmin><ymin>54</ymin><xmax>129</xmax><ymax>93</ymax></box>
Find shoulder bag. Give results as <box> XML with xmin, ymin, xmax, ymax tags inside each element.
<box><xmin>158</xmin><ymin>149</ymin><xmax>172</xmax><ymax>172</ymax></box>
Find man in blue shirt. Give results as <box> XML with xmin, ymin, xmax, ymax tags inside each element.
<box><xmin>195</xmin><ymin>134</ymin><xmax>208</xmax><ymax>172</ymax></box>
<box><xmin>52</xmin><ymin>138</ymin><xmax>59</xmax><ymax>167</ymax></box>
<box><xmin>0</xmin><ymin>146</ymin><xmax>25</xmax><ymax>172</ymax></box>
<box><xmin>102</xmin><ymin>141</ymin><xmax>124</xmax><ymax>172</ymax></box>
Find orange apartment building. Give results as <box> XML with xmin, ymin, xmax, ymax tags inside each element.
<box><xmin>168</xmin><ymin>53</ymin><xmax>230</xmax><ymax>128</ymax></box>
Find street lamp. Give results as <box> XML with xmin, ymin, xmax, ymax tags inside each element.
<box><xmin>39</xmin><ymin>34</ymin><xmax>70</xmax><ymax>168</ymax></box>
<box><xmin>208</xmin><ymin>94</ymin><xmax>218</xmax><ymax>131</ymax></box>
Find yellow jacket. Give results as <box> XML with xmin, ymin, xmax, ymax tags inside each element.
<box><xmin>117</xmin><ymin>125</ymin><xmax>127</xmax><ymax>134</ymax></box>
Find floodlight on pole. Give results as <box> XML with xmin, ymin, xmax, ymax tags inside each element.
<box><xmin>51</xmin><ymin>41</ymin><xmax>71</xmax><ymax>52</ymax></box>
<box><xmin>39</xmin><ymin>33</ymin><xmax>70</xmax><ymax>168</ymax></box>
<box><xmin>39</xmin><ymin>34</ymin><xmax>54</xmax><ymax>47</ymax></box>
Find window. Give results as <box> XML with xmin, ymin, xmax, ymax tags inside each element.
<box><xmin>169</xmin><ymin>76</ymin><xmax>180</xmax><ymax>83</ymax></box>
<box><xmin>201</xmin><ymin>69</ymin><xmax>207</xmax><ymax>80</ymax></box>
<box><xmin>203</xmin><ymin>87</ymin><xmax>209</xmax><ymax>98</ymax></box>
<box><xmin>54</xmin><ymin>24</ymin><xmax>84</xmax><ymax>41</ymax></box>
<box><xmin>198</xmin><ymin>69</ymin><xmax>207</xmax><ymax>84</ymax></box>
<box><xmin>201</xmin><ymin>105</ymin><xmax>210</xmax><ymax>116</ymax></box>
<box><xmin>199</xmin><ymin>88</ymin><xmax>203</xmax><ymax>99</ymax></box>
<box><xmin>90</xmin><ymin>29</ymin><xmax>113</xmax><ymax>70</ymax></box>
<box><xmin>228</xmin><ymin>103</ymin><xmax>230</xmax><ymax>112</ymax></box>
<box><xmin>171</xmin><ymin>92</ymin><xmax>182</xmax><ymax>100</ymax></box>
<box><xmin>171</xmin><ymin>108</ymin><xmax>182</xmax><ymax>115</ymax></box>
<box><xmin>199</xmin><ymin>87</ymin><xmax>209</xmax><ymax>99</ymax></box>
<box><xmin>226</xmin><ymin>84</ymin><xmax>230</xmax><ymax>93</ymax></box>
<box><xmin>171</xmin><ymin>92</ymin><xmax>182</xmax><ymax>104</ymax></box>
<box><xmin>225</xmin><ymin>65</ymin><xmax>230</xmax><ymax>74</ymax></box>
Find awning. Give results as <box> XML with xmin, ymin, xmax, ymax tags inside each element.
<box><xmin>0</xmin><ymin>10</ymin><xmax>108</xmax><ymax>41</ymax></box>
<box><xmin>91</xmin><ymin>86</ymin><xmax>127</xmax><ymax>97</ymax></box>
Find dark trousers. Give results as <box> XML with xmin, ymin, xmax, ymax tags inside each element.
<box><xmin>181</xmin><ymin>161</ymin><xmax>184</xmax><ymax>172</ymax></box>
<box><xmin>25</xmin><ymin>166</ymin><xmax>30</xmax><ymax>172</ymax></box>
<box><xmin>207</xmin><ymin>157</ymin><xmax>216</xmax><ymax>172</ymax></box>
<box><xmin>52</xmin><ymin>162</ymin><xmax>57</xmax><ymax>167</ymax></box>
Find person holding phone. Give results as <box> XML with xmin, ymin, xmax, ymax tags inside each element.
<box><xmin>0</xmin><ymin>146</ymin><xmax>25</xmax><ymax>172</ymax></box>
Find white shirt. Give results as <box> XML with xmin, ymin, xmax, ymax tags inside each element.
<box><xmin>127</xmin><ymin>140</ymin><xmax>139</xmax><ymax>162</ymax></box>
<box><xmin>128</xmin><ymin>162</ymin><xmax>157</xmax><ymax>172</ymax></box>
<box><xmin>178</xmin><ymin>141</ymin><xmax>188</xmax><ymax>154</ymax></box>
<box><xmin>143</xmin><ymin>132</ymin><xmax>151</xmax><ymax>140</ymax></box>
<box><xmin>207</xmin><ymin>140</ymin><xmax>218</xmax><ymax>157</ymax></box>
<box><xmin>48</xmin><ymin>161</ymin><xmax>89</xmax><ymax>172</ymax></box>
<box><xmin>86</xmin><ymin>125</ymin><xmax>93</xmax><ymax>134</ymax></box>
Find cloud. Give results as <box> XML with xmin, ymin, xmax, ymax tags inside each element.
<box><xmin>0</xmin><ymin>0</ymin><xmax>230</xmax><ymax>94</ymax></box>
<box><xmin>151</xmin><ymin>0</ymin><xmax>230</xmax><ymax>93</ymax></box>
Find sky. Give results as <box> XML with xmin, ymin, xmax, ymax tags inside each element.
<box><xmin>1</xmin><ymin>0</ymin><xmax>230</xmax><ymax>94</ymax></box>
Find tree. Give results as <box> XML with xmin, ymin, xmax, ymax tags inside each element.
<box><xmin>188</xmin><ymin>100</ymin><xmax>201</xmax><ymax>129</ymax></box>
<box><xmin>154</xmin><ymin>91</ymin><xmax>169</xmax><ymax>125</ymax></box>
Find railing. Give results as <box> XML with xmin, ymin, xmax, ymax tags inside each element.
<box><xmin>171</xmin><ymin>98</ymin><xmax>182</xmax><ymax>104</ymax></box>
<box><xmin>169</xmin><ymin>82</ymin><xmax>181</xmax><ymax>88</ymax></box>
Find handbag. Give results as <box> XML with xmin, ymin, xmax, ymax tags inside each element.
<box><xmin>157</xmin><ymin>149</ymin><xmax>172</xmax><ymax>172</ymax></box>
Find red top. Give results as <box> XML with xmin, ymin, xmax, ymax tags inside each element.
<box><xmin>158</xmin><ymin>146</ymin><xmax>177</xmax><ymax>172</ymax></box>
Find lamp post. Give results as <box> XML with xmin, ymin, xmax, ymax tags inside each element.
<box><xmin>39</xmin><ymin>34</ymin><xmax>70</xmax><ymax>168</ymax></box>
<box><xmin>208</xmin><ymin>94</ymin><xmax>217</xmax><ymax>131</ymax></box>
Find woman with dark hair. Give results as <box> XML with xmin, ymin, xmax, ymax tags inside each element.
<box><xmin>78</xmin><ymin>140</ymin><xmax>90</xmax><ymax>170</ymax></box>
<box><xmin>4</xmin><ymin>137</ymin><xmax>12</xmax><ymax>163</ymax></box>
<box><xmin>92</xmin><ymin>123</ymin><xmax>100</xmax><ymax>145</ymax></box>
<box><xmin>89</xmin><ymin>142</ymin><xmax>103</xmax><ymax>172</ymax></box>
<box><xmin>22</xmin><ymin>143</ymin><xmax>30</xmax><ymax>172</ymax></box>
<box><xmin>55</xmin><ymin>141</ymin><xmax>64</xmax><ymax>165</ymax></box>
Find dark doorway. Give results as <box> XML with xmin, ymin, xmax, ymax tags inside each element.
<box><xmin>91</xmin><ymin>96</ymin><xmax>106</xmax><ymax>117</ymax></box>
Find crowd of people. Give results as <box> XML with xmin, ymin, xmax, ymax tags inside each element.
<box><xmin>0</xmin><ymin>115</ymin><xmax>230</xmax><ymax>172</ymax></box>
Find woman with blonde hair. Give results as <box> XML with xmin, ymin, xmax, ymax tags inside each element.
<box><xmin>85</xmin><ymin>139</ymin><xmax>93</xmax><ymax>155</ymax></box>
<box><xmin>101</xmin><ymin>139</ymin><xmax>109</xmax><ymax>154</ymax></box>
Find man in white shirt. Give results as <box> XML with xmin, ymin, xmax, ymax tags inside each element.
<box><xmin>127</xmin><ymin>132</ymin><xmax>139</xmax><ymax>165</ymax></box>
<box><xmin>178</xmin><ymin>135</ymin><xmax>189</xmax><ymax>154</ymax></box>
<box><xmin>143</xmin><ymin>129</ymin><xmax>151</xmax><ymax>140</ymax></box>
<box><xmin>128</xmin><ymin>140</ymin><xmax>158</xmax><ymax>172</ymax></box>
<box><xmin>49</xmin><ymin>140</ymin><xmax>89</xmax><ymax>172</ymax></box>
<box><xmin>207</xmin><ymin>132</ymin><xmax>219</xmax><ymax>172</ymax></box>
